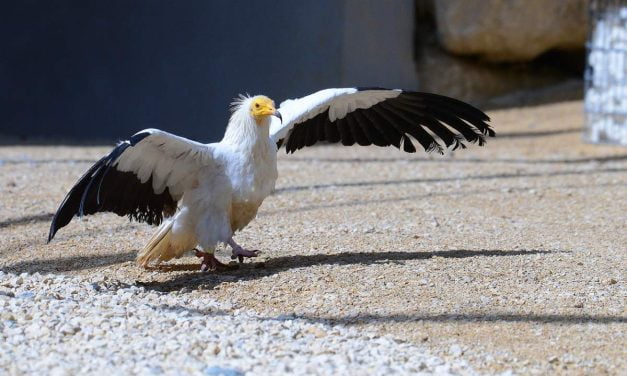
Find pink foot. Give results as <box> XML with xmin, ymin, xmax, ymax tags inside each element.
<box><xmin>230</xmin><ymin>247</ymin><xmax>260</xmax><ymax>263</ymax></box>
<box><xmin>194</xmin><ymin>249</ymin><xmax>227</xmax><ymax>272</ymax></box>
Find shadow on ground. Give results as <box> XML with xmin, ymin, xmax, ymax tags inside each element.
<box><xmin>284</xmin><ymin>153</ymin><xmax>627</xmax><ymax>166</ymax></box>
<box><xmin>170</xmin><ymin>307</ymin><xmax>626</xmax><ymax>325</ymax></box>
<box><xmin>275</xmin><ymin>166</ymin><xmax>627</xmax><ymax>194</ymax></box>
<box><xmin>134</xmin><ymin>249</ymin><xmax>557</xmax><ymax>292</ymax></box>
<box><xmin>3</xmin><ymin>151</ymin><xmax>627</xmax><ymax>167</ymax></box>
<box><xmin>2</xmin><ymin>248</ymin><xmax>551</xmax><ymax>278</ymax></box>
<box><xmin>0</xmin><ymin>213</ymin><xmax>53</xmax><ymax>229</ymax></box>
<box><xmin>1</xmin><ymin>251</ymin><xmax>136</xmax><ymax>274</ymax></box>
<box><xmin>151</xmin><ymin>303</ymin><xmax>627</xmax><ymax>325</ymax></box>
<box><xmin>264</xmin><ymin>182</ymin><xmax>625</xmax><ymax>217</ymax></box>
<box><xmin>0</xmin><ymin>158</ymin><xmax>96</xmax><ymax>165</ymax></box>
<box><xmin>289</xmin><ymin>312</ymin><xmax>627</xmax><ymax>325</ymax></box>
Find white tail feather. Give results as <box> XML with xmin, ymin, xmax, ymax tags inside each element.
<box><xmin>137</xmin><ymin>220</ymin><xmax>195</xmax><ymax>267</ymax></box>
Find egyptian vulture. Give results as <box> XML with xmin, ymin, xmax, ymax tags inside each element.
<box><xmin>48</xmin><ymin>88</ymin><xmax>494</xmax><ymax>271</ymax></box>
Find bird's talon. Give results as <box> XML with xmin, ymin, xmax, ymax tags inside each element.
<box><xmin>231</xmin><ymin>247</ymin><xmax>261</xmax><ymax>260</ymax></box>
<box><xmin>195</xmin><ymin>249</ymin><xmax>226</xmax><ymax>271</ymax></box>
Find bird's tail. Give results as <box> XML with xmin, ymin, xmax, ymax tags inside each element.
<box><xmin>136</xmin><ymin>219</ymin><xmax>195</xmax><ymax>267</ymax></box>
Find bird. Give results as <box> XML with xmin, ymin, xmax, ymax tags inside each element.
<box><xmin>48</xmin><ymin>87</ymin><xmax>495</xmax><ymax>271</ymax></box>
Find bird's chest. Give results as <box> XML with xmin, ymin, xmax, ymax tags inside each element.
<box><xmin>228</xmin><ymin>146</ymin><xmax>277</xmax><ymax>202</ymax></box>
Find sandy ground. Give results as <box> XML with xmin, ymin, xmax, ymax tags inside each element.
<box><xmin>1</xmin><ymin>100</ymin><xmax>626</xmax><ymax>375</ymax></box>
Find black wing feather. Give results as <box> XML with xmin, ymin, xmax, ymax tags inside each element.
<box><xmin>337</xmin><ymin>117</ymin><xmax>355</xmax><ymax>146</ymax></box>
<box><xmin>402</xmin><ymin>135</ymin><xmax>416</xmax><ymax>153</ymax></box>
<box><xmin>352</xmin><ymin>110</ymin><xmax>389</xmax><ymax>147</ymax></box>
<box><xmin>48</xmin><ymin>141</ymin><xmax>177</xmax><ymax>242</ymax></box>
<box><xmin>403</xmin><ymin>93</ymin><xmax>493</xmax><ymax>136</ymax></box>
<box><xmin>324</xmin><ymin>116</ymin><xmax>341</xmax><ymax>143</ymax></box>
<box><xmin>376</xmin><ymin>103</ymin><xmax>444</xmax><ymax>154</ymax></box>
<box><xmin>361</xmin><ymin>109</ymin><xmax>403</xmax><ymax>148</ymax></box>
<box><xmin>387</xmin><ymin>100</ymin><xmax>461</xmax><ymax>149</ymax></box>
<box><xmin>346</xmin><ymin>114</ymin><xmax>370</xmax><ymax>146</ymax></box>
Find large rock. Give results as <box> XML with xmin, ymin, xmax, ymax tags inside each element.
<box><xmin>434</xmin><ymin>0</ymin><xmax>587</xmax><ymax>62</ymax></box>
<box><xmin>415</xmin><ymin>42</ymin><xmax>582</xmax><ymax>107</ymax></box>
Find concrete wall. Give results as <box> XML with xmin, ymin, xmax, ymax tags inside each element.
<box><xmin>0</xmin><ymin>0</ymin><xmax>417</xmax><ymax>143</ymax></box>
<box><xmin>341</xmin><ymin>0</ymin><xmax>418</xmax><ymax>89</ymax></box>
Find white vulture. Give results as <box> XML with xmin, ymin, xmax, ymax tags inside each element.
<box><xmin>48</xmin><ymin>88</ymin><xmax>494</xmax><ymax>271</ymax></box>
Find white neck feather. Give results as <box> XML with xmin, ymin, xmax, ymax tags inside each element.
<box><xmin>221</xmin><ymin>99</ymin><xmax>270</xmax><ymax>148</ymax></box>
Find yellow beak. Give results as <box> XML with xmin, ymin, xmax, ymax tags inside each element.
<box><xmin>255</xmin><ymin>105</ymin><xmax>282</xmax><ymax>123</ymax></box>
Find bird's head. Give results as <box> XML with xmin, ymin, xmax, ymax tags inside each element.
<box><xmin>250</xmin><ymin>96</ymin><xmax>282</xmax><ymax>124</ymax></box>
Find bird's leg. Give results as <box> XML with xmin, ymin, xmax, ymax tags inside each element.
<box><xmin>194</xmin><ymin>248</ymin><xmax>226</xmax><ymax>272</ymax></box>
<box><xmin>227</xmin><ymin>237</ymin><xmax>260</xmax><ymax>263</ymax></box>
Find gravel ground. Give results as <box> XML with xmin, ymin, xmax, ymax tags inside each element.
<box><xmin>0</xmin><ymin>271</ymin><xmax>473</xmax><ymax>375</ymax></box>
<box><xmin>1</xmin><ymin>100</ymin><xmax>626</xmax><ymax>375</ymax></box>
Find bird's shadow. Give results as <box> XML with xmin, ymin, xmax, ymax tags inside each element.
<box><xmin>1</xmin><ymin>246</ymin><xmax>553</xmax><ymax>277</ymax></box>
<box><xmin>136</xmin><ymin>248</ymin><xmax>556</xmax><ymax>292</ymax></box>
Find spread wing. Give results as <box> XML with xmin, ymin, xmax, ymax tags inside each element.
<box><xmin>270</xmin><ymin>88</ymin><xmax>495</xmax><ymax>154</ymax></box>
<box><xmin>48</xmin><ymin>129</ymin><xmax>214</xmax><ymax>241</ymax></box>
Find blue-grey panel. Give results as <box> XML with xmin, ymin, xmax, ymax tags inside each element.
<box><xmin>0</xmin><ymin>0</ymin><xmax>344</xmax><ymax>142</ymax></box>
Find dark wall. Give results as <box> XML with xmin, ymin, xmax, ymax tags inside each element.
<box><xmin>0</xmin><ymin>1</ymin><xmax>344</xmax><ymax>143</ymax></box>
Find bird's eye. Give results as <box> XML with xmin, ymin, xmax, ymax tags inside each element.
<box><xmin>255</xmin><ymin>103</ymin><xmax>260</xmax><ymax>108</ymax></box>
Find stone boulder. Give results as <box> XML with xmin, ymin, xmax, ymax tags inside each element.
<box><xmin>434</xmin><ymin>0</ymin><xmax>588</xmax><ymax>62</ymax></box>
<box><xmin>415</xmin><ymin>42</ymin><xmax>581</xmax><ymax>107</ymax></box>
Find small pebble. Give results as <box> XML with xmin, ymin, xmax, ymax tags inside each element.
<box><xmin>449</xmin><ymin>344</ymin><xmax>464</xmax><ymax>357</ymax></box>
